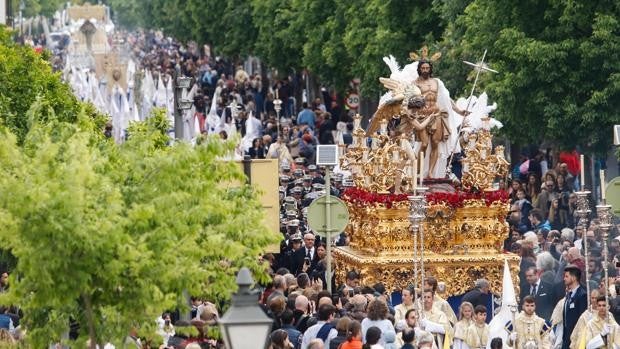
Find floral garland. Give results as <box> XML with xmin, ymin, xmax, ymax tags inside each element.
<box><xmin>425</xmin><ymin>190</ymin><xmax>509</xmax><ymax>208</ymax></box>
<box><xmin>341</xmin><ymin>187</ymin><xmax>509</xmax><ymax>209</ymax></box>
<box><xmin>341</xmin><ymin>187</ymin><xmax>409</xmax><ymax>209</ymax></box>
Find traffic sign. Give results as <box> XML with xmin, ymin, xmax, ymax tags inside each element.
<box><xmin>345</xmin><ymin>93</ymin><xmax>360</xmax><ymax>109</ymax></box>
<box><xmin>606</xmin><ymin>176</ymin><xmax>620</xmax><ymax>215</ymax></box>
<box><xmin>307</xmin><ymin>195</ymin><xmax>350</xmax><ymax>235</ymax></box>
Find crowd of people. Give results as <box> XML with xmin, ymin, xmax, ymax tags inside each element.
<box><xmin>4</xmin><ymin>22</ymin><xmax>620</xmax><ymax>349</ymax></box>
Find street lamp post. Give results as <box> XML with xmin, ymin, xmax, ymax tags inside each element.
<box><xmin>273</xmin><ymin>97</ymin><xmax>282</xmax><ymax>140</ymax></box>
<box><xmin>174</xmin><ymin>74</ymin><xmax>193</xmax><ymax>140</ymax></box>
<box><xmin>218</xmin><ymin>268</ymin><xmax>273</xmax><ymax>349</ymax></box>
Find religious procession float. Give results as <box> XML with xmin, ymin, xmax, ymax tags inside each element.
<box><xmin>333</xmin><ymin>47</ymin><xmax>519</xmax><ymax>297</ymax></box>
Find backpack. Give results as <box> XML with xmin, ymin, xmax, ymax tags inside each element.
<box><xmin>316</xmin><ymin>322</ymin><xmax>335</xmax><ymax>342</ymax></box>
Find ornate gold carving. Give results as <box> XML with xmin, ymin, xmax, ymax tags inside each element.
<box><xmin>461</xmin><ymin>129</ymin><xmax>509</xmax><ymax>192</ymax></box>
<box><xmin>409</xmin><ymin>45</ymin><xmax>442</xmax><ymax>63</ymax></box>
<box><xmin>340</xmin><ymin>117</ymin><xmax>417</xmax><ymax>194</ymax></box>
<box><xmin>344</xmin><ymin>198</ymin><xmax>509</xmax><ymax>256</ymax></box>
<box><xmin>333</xmin><ymin>247</ymin><xmax>520</xmax><ymax>296</ymax></box>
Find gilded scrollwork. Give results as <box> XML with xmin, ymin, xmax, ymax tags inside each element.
<box><xmin>333</xmin><ymin>246</ymin><xmax>520</xmax><ymax>296</ymax></box>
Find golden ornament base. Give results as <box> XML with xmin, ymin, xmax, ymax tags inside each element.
<box><xmin>332</xmin><ymin>246</ymin><xmax>520</xmax><ymax>297</ymax></box>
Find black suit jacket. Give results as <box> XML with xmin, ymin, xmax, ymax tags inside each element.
<box><xmin>292</xmin><ymin>247</ymin><xmax>318</xmax><ymax>275</ymax></box>
<box><xmin>519</xmin><ymin>280</ymin><xmax>555</xmax><ymax>321</ymax></box>
<box><xmin>461</xmin><ymin>288</ymin><xmax>490</xmax><ymax>309</ymax></box>
<box><xmin>562</xmin><ymin>286</ymin><xmax>588</xmax><ymax>349</ymax></box>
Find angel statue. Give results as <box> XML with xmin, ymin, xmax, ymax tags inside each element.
<box><xmin>368</xmin><ymin>46</ymin><xmax>469</xmax><ymax>179</ymax></box>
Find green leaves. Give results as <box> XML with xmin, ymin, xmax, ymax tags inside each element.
<box><xmin>0</xmin><ymin>27</ymin><xmax>279</xmax><ymax>346</ymax></box>
<box><xmin>0</xmin><ymin>111</ymin><xmax>279</xmax><ymax>346</ymax></box>
<box><xmin>441</xmin><ymin>0</ymin><xmax>620</xmax><ymax>153</ymax></box>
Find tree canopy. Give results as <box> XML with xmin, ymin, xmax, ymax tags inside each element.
<box><xmin>0</xmin><ymin>28</ymin><xmax>105</xmax><ymax>144</ymax></box>
<box><xmin>445</xmin><ymin>0</ymin><xmax>620</xmax><ymax>153</ymax></box>
<box><xmin>0</xmin><ymin>26</ymin><xmax>279</xmax><ymax>347</ymax></box>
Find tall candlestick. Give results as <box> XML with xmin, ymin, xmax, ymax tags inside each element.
<box><xmin>580</xmin><ymin>154</ymin><xmax>585</xmax><ymax>189</ymax></box>
<box><xmin>419</xmin><ymin>151</ymin><xmax>425</xmax><ymax>187</ymax></box>
<box><xmin>600</xmin><ymin>169</ymin><xmax>606</xmax><ymax>201</ymax></box>
<box><xmin>412</xmin><ymin>159</ymin><xmax>418</xmax><ymax>192</ymax></box>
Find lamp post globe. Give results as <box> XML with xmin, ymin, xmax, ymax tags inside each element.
<box><xmin>218</xmin><ymin>268</ymin><xmax>272</xmax><ymax>349</ymax></box>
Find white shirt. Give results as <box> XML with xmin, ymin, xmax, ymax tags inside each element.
<box><xmin>301</xmin><ymin>320</ymin><xmax>337</xmax><ymax>349</ymax></box>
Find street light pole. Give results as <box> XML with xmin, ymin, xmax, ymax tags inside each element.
<box><xmin>273</xmin><ymin>97</ymin><xmax>282</xmax><ymax>140</ymax></box>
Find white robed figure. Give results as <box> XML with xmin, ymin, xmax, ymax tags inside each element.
<box><xmin>110</xmin><ymin>83</ymin><xmax>130</xmax><ymax>143</ymax></box>
<box><xmin>141</xmin><ymin>69</ymin><xmax>156</xmax><ymax>120</ymax></box>
<box><xmin>88</xmin><ymin>72</ymin><xmax>107</xmax><ymax>114</ymax></box>
<box><xmin>126</xmin><ymin>59</ymin><xmax>136</xmax><ymax>107</ymax></box>
<box><xmin>240</xmin><ymin>112</ymin><xmax>262</xmax><ymax>153</ymax></box>
<box><xmin>165</xmin><ymin>75</ymin><xmax>175</xmax><ymax>127</ymax></box>
<box><xmin>205</xmin><ymin>86</ymin><xmax>222</xmax><ymax>135</ymax></box>
<box><xmin>153</xmin><ymin>74</ymin><xmax>174</xmax><ymax>127</ymax></box>
<box><xmin>487</xmin><ymin>259</ymin><xmax>518</xmax><ymax>349</ymax></box>
<box><xmin>182</xmin><ymin>83</ymin><xmax>199</xmax><ymax>141</ymax></box>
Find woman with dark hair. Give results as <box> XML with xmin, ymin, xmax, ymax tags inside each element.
<box><xmin>548</xmin><ymin>198</ymin><xmax>568</xmax><ymax>231</ymax></box>
<box><xmin>269</xmin><ymin>329</ymin><xmax>292</xmax><ymax>349</ymax></box>
<box><xmin>339</xmin><ymin>320</ymin><xmax>363</xmax><ymax>349</ymax></box>
<box><xmin>526</xmin><ymin>173</ymin><xmax>541</xmax><ymax>206</ymax></box>
<box><xmin>248</xmin><ymin>137</ymin><xmax>266</xmax><ymax>159</ymax></box>
<box><xmin>508</xmin><ymin>179</ymin><xmax>523</xmax><ymax>204</ymax></box>
<box><xmin>556</xmin><ymin>173</ymin><xmax>572</xmax><ymax>194</ymax></box>
<box><xmin>363</xmin><ymin>326</ymin><xmax>383</xmax><ymax>349</ymax></box>
<box><xmin>361</xmin><ymin>299</ymin><xmax>395</xmax><ymax>347</ymax></box>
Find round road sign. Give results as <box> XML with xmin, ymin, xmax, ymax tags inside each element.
<box><xmin>307</xmin><ymin>195</ymin><xmax>350</xmax><ymax>235</ymax></box>
<box><xmin>345</xmin><ymin>93</ymin><xmax>360</xmax><ymax>109</ymax></box>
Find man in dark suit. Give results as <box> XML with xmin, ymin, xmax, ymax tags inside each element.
<box><xmin>292</xmin><ymin>232</ymin><xmax>318</xmax><ymax>275</ymax></box>
<box><xmin>520</xmin><ymin>266</ymin><xmax>555</xmax><ymax>322</ymax></box>
<box><xmin>562</xmin><ymin>265</ymin><xmax>588</xmax><ymax>349</ymax></box>
<box><xmin>461</xmin><ymin>278</ymin><xmax>491</xmax><ymax>309</ymax></box>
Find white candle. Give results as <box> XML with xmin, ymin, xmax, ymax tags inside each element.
<box><xmin>580</xmin><ymin>154</ymin><xmax>585</xmax><ymax>189</ymax></box>
<box><xmin>393</xmin><ymin>149</ymin><xmax>399</xmax><ymax>162</ymax></box>
<box><xmin>600</xmin><ymin>169</ymin><xmax>606</xmax><ymax>201</ymax></box>
<box><xmin>419</xmin><ymin>151</ymin><xmax>425</xmax><ymax>186</ymax></box>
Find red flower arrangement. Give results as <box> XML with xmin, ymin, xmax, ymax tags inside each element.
<box><xmin>342</xmin><ymin>187</ymin><xmax>509</xmax><ymax>209</ymax></box>
<box><xmin>341</xmin><ymin>187</ymin><xmax>409</xmax><ymax>208</ymax></box>
<box><xmin>426</xmin><ymin>190</ymin><xmax>509</xmax><ymax>208</ymax></box>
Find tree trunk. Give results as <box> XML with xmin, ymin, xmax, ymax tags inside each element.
<box><xmin>82</xmin><ymin>293</ymin><xmax>98</xmax><ymax>349</ymax></box>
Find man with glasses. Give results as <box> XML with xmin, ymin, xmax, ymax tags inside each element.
<box><xmin>535</xmin><ymin>179</ymin><xmax>556</xmax><ymax>218</ymax></box>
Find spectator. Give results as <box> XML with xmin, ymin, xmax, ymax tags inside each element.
<box><xmin>270</xmin><ymin>329</ymin><xmax>293</xmax><ymax>349</ymax></box>
<box><xmin>297</xmin><ymin>103</ymin><xmax>317</xmax><ymax>130</ymax></box>
<box><xmin>361</xmin><ymin>299</ymin><xmax>395</xmax><ymax>346</ymax></box>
